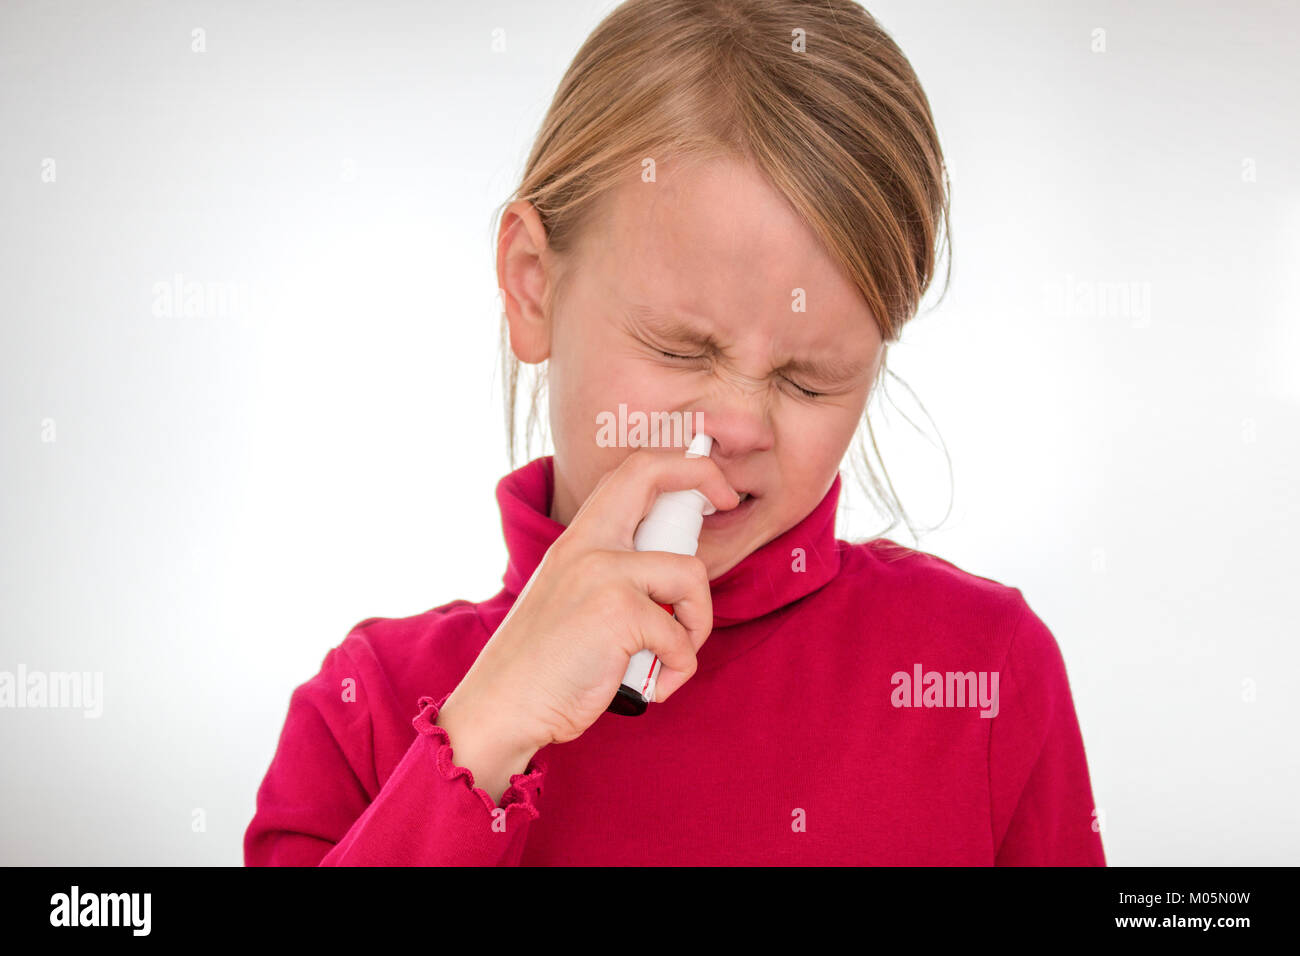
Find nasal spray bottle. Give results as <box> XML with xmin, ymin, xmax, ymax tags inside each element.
<box><xmin>606</xmin><ymin>431</ymin><xmax>715</xmax><ymax>717</ymax></box>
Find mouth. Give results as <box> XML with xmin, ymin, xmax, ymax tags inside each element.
<box><xmin>703</xmin><ymin>489</ymin><xmax>758</xmax><ymax>528</ymax></box>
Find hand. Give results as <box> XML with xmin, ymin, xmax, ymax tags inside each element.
<box><xmin>446</xmin><ymin>447</ymin><xmax>741</xmax><ymax>753</ymax></box>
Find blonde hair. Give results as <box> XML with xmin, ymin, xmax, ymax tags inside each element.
<box><xmin>490</xmin><ymin>0</ymin><xmax>953</xmax><ymax>545</ymax></box>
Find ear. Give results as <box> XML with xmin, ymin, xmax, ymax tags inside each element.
<box><xmin>497</xmin><ymin>199</ymin><xmax>555</xmax><ymax>364</ymax></box>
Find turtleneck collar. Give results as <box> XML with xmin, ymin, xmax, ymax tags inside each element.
<box><xmin>495</xmin><ymin>456</ymin><xmax>843</xmax><ymax>628</ymax></box>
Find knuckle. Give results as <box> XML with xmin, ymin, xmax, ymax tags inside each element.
<box><xmin>561</xmin><ymin>546</ymin><xmax>602</xmax><ymax>589</ymax></box>
<box><xmin>581</xmin><ymin>547</ymin><xmax>614</xmax><ymax>582</ymax></box>
<box><xmin>546</xmin><ymin>535</ymin><xmax>583</xmax><ymax>571</ymax></box>
<box><xmin>679</xmin><ymin>648</ymin><xmax>698</xmax><ymax>678</ymax></box>
<box><xmin>676</xmin><ymin>553</ymin><xmax>709</xmax><ymax>589</ymax></box>
<box><xmin>627</xmin><ymin>446</ymin><xmax>656</xmax><ymax>475</ymax></box>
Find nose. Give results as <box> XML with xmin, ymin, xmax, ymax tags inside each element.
<box><xmin>693</xmin><ymin>377</ymin><xmax>775</xmax><ymax>461</ymax></box>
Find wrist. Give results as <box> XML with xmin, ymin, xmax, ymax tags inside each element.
<box><xmin>439</xmin><ymin>682</ymin><xmax>543</xmax><ymax>768</ymax></box>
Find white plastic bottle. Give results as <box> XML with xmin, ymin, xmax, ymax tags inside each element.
<box><xmin>607</xmin><ymin>432</ymin><xmax>715</xmax><ymax>716</ymax></box>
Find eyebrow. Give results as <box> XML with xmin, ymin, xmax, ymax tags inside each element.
<box><xmin>625</xmin><ymin>304</ymin><xmax>870</xmax><ymax>384</ymax></box>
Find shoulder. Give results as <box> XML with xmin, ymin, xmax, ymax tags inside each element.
<box><xmin>839</xmin><ymin>536</ymin><xmax>1029</xmax><ymax>622</ymax></box>
<box><xmin>343</xmin><ymin>598</ymin><xmax>489</xmax><ymax>657</ymax></box>
<box><xmin>836</xmin><ymin>537</ymin><xmax>1063</xmax><ymax>670</ymax></box>
<box><xmin>292</xmin><ymin>597</ymin><xmax>497</xmax><ymax>718</ymax></box>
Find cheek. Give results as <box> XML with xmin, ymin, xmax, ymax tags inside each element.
<box><xmin>548</xmin><ymin>313</ymin><xmax>629</xmax><ymax>401</ymax></box>
<box><xmin>778</xmin><ymin>401</ymin><xmax>859</xmax><ymax>449</ymax></box>
<box><xmin>604</xmin><ymin>355</ymin><xmax>690</xmax><ymax>412</ymax></box>
<box><xmin>775</xmin><ymin>409</ymin><xmax>858</xmax><ymax>483</ymax></box>
<box><xmin>553</xmin><ymin>350</ymin><xmax>624</xmax><ymax>413</ymax></box>
<box><xmin>553</xmin><ymin>354</ymin><xmax>681</xmax><ymax>456</ymax></box>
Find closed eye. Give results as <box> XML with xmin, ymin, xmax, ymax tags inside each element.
<box><xmin>785</xmin><ymin>379</ymin><xmax>825</xmax><ymax>399</ymax></box>
<box><xmin>658</xmin><ymin>348</ymin><xmax>826</xmax><ymax>400</ymax></box>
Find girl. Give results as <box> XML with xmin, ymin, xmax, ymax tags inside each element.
<box><xmin>245</xmin><ymin>0</ymin><xmax>1105</xmax><ymax>866</ymax></box>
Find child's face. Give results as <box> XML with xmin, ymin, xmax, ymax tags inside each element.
<box><xmin>503</xmin><ymin>155</ymin><xmax>883</xmax><ymax>580</ymax></box>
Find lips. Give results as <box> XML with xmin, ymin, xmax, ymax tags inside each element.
<box><xmin>703</xmin><ymin>489</ymin><xmax>758</xmax><ymax>527</ymax></box>
<box><xmin>717</xmin><ymin>474</ymin><xmax>758</xmax><ymax>510</ymax></box>
<box><xmin>730</xmin><ymin>488</ymin><xmax>759</xmax><ymax>506</ymax></box>
<box><xmin>729</xmin><ymin>488</ymin><xmax>759</xmax><ymax>508</ymax></box>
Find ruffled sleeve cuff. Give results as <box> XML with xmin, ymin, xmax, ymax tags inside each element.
<box><xmin>412</xmin><ymin>693</ymin><xmax>546</xmax><ymax>819</ymax></box>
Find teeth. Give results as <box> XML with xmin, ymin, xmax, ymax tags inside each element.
<box><xmin>738</xmin><ymin>492</ymin><xmax>750</xmax><ymax>501</ymax></box>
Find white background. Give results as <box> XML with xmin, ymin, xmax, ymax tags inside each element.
<box><xmin>1</xmin><ymin>0</ymin><xmax>1296</xmax><ymax>865</ymax></box>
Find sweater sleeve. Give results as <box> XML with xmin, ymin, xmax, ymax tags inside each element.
<box><xmin>989</xmin><ymin>597</ymin><xmax>1106</xmax><ymax>866</ymax></box>
<box><xmin>243</xmin><ymin>647</ymin><xmax>547</xmax><ymax>866</ymax></box>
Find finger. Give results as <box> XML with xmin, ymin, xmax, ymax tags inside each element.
<box><xmin>625</xmin><ymin>550</ymin><xmax>714</xmax><ymax>655</ymax></box>
<box><xmin>631</xmin><ymin>599</ymin><xmax>699</xmax><ymax>703</ymax></box>
<box><xmin>569</xmin><ymin>468</ymin><xmax>617</xmax><ymax>526</ymax></box>
<box><xmin>622</xmin><ymin>550</ymin><xmax>714</xmax><ymax>628</ymax></box>
<box><xmin>573</xmin><ymin>448</ymin><xmax>741</xmax><ymax>549</ymax></box>
<box><xmin>611</xmin><ymin>549</ymin><xmax>713</xmax><ymax>701</ymax></box>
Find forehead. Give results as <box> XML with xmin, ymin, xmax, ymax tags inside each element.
<box><xmin>576</xmin><ymin>156</ymin><xmax>877</xmax><ymax>347</ymax></box>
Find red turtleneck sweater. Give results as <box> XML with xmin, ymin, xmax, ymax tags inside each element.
<box><xmin>244</xmin><ymin>457</ymin><xmax>1106</xmax><ymax>865</ymax></box>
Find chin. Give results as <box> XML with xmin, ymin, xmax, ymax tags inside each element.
<box><xmin>698</xmin><ymin>531</ymin><xmax>760</xmax><ymax>573</ymax></box>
